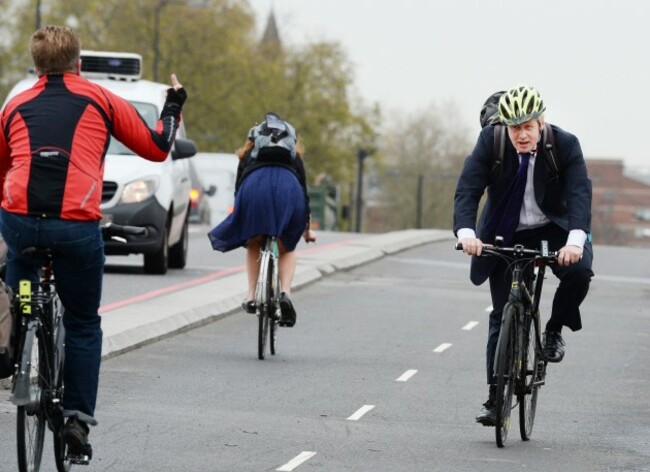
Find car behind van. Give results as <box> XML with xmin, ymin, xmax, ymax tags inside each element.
<box><xmin>191</xmin><ymin>153</ymin><xmax>239</xmax><ymax>226</ymax></box>
<box><xmin>2</xmin><ymin>51</ymin><xmax>196</xmax><ymax>274</ymax></box>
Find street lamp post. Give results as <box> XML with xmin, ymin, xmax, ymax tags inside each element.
<box><xmin>35</xmin><ymin>0</ymin><xmax>42</xmax><ymax>30</ymax></box>
<box><xmin>152</xmin><ymin>0</ymin><xmax>167</xmax><ymax>83</ymax></box>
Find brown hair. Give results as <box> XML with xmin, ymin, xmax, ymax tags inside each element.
<box><xmin>235</xmin><ymin>139</ymin><xmax>254</xmax><ymax>160</ymax></box>
<box><xmin>30</xmin><ymin>25</ymin><xmax>80</xmax><ymax>76</ymax></box>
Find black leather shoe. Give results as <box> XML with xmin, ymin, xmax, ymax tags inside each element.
<box><xmin>63</xmin><ymin>417</ymin><xmax>93</xmax><ymax>461</ymax></box>
<box><xmin>278</xmin><ymin>292</ymin><xmax>296</xmax><ymax>327</ymax></box>
<box><xmin>241</xmin><ymin>300</ymin><xmax>256</xmax><ymax>314</ymax></box>
<box><xmin>543</xmin><ymin>330</ymin><xmax>565</xmax><ymax>363</ymax></box>
<box><xmin>475</xmin><ymin>400</ymin><xmax>496</xmax><ymax>427</ymax></box>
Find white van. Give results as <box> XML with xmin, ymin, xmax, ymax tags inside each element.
<box><xmin>191</xmin><ymin>153</ymin><xmax>239</xmax><ymax>226</ymax></box>
<box><xmin>2</xmin><ymin>51</ymin><xmax>196</xmax><ymax>274</ymax></box>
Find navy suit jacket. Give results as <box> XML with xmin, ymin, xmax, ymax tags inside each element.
<box><xmin>453</xmin><ymin>124</ymin><xmax>592</xmax><ymax>285</ymax></box>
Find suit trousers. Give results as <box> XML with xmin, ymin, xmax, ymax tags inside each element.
<box><xmin>485</xmin><ymin>223</ymin><xmax>594</xmax><ymax>384</ymax></box>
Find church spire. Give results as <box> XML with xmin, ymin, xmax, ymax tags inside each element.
<box><xmin>261</xmin><ymin>8</ymin><xmax>282</xmax><ymax>50</ymax></box>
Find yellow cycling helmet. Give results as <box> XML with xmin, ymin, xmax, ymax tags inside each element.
<box><xmin>498</xmin><ymin>85</ymin><xmax>546</xmax><ymax>126</ymax></box>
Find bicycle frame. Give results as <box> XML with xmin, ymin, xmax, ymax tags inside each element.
<box><xmin>457</xmin><ymin>239</ymin><xmax>557</xmax><ymax>447</ymax></box>
<box><xmin>12</xmin><ymin>277</ymin><xmax>62</xmax><ymax>412</ymax></box>
<box><xmin>496</xmin><ymin>241</ymin><xmax>552</xmax><ymax>369</ymax></box>
<box><xmin>11</xmin><ymin>223</ymin><xmax>146</xmax><ymax>471</ymax></box>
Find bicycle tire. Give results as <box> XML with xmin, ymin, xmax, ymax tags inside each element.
<box><xmin>269</xmin><ymin>243</ymin><xmax>279</xmax><ymax>356</ymax></box>
<box><xmin>519</xmin><ymin>312</ymin><xmax>541</xmax><ymax>440</ymax></box>
<box><xmin>495</xmin><ymin>302</ymin><xmax>517</xmax><ymax>448</ymax></box>
<box><xmin>257</xmin><ymin>249</ymin><xmax>271</xmax><ymax>360</ymax></box>
<box><xmin>16</xmin><ymin>326</ymin><xmax>47</xmax><ymax>472</ymax></box>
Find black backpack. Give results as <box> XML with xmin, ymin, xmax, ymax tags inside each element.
<box><xmin>480</xmin><ymin>91</ymin><xmax>562</xmax><ymax>180</ymax></box>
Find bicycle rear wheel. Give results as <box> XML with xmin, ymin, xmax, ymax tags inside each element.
<box><xmin>257</xmin><ymin>249</ymin><xmax>272</xmax><ymax>360</ymax></box>
<box><xmin>16</xmin><ymin>326</ymin><xmax>47</xmax><ymax>472</ymax></box>
<box><xmin>519</xmin><ymin>312</ymin><xmax>541</xmax><ymax>440</ymax></box>
<box><xmin>495</xmin><ymin>303</ymin><xmax>517</xmax><ymax>448</ymax></box>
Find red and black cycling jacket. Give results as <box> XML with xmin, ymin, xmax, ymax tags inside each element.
<box><xmin>0</xmin><ymin>73</ymin><xmax>184</xmax><ymax>221</ymax></box>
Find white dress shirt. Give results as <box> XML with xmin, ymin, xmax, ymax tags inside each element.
<box><xmin>458</xmin><ymin>152</ymin><xmax>587</xmax><ymax>248</ymax></box>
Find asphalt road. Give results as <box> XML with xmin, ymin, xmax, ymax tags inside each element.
<box><xmin>1</xmin><ymin>239</ymin><xmax>649</xmax><ymax>471</ymax></box>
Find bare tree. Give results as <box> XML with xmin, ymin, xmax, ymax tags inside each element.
<box><xmin>368</xmin><ymin>103</ymin><xmax>474</xmax><ymax>232</ymax></box>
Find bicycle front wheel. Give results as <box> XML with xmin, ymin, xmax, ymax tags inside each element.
<box><xmin>495</xmin><ymin>302</ymin><xmax>517</xmax><ymax>448</ymax></box>
<box><xmin>16</xmin><ymin>327</ymin><xmax>47</xmax><ymax>472</ymax></box>
<box><xmin>519</xmin><ymin>312</ymin><xmax>541</xmax><ymax>441</ymax></box>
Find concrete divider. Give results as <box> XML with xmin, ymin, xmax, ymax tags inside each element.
<box><xmin>101</xmin><ymin>229</ymin><xmax>453</xmax><ymax>359</ymax></box>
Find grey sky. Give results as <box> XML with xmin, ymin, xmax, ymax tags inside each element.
<box><xmin>248</xmin><ymin>0</ymin><xmax>648</xmax><ymax>170</ymax></box>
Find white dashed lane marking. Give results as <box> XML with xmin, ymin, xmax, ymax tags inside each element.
<box><xmin>462</xmin><ymin>321</ymin><xmax>479</xmax><ymax>330</ymax></box>
<box><xmin>276</xmin><ymin>451</ymin><xmax>317</xmax><ymax>471</ymax></box>
<box><xmin>347</xmin><ymin>404</ymin><xmax>375</xmax><ymax>421</ymax></box>
<box><xmin>433</xmin><ymin>343</ymin><xmax>453</xmax><ymax>353</ymax></box>
<box><xmin>396</xmin><ymin>369</ymin><xmax>418</xmax><ymax>382</ymax></box>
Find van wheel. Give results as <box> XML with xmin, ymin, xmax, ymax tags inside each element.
<box><xmin>169</xmin><ymin>217</ymin><xmax>188</xmax><ymax>269</ymax></box>
<box><xmin>144</xmin><ymin>228</ymin><xmax>168</xmax><ymax>274</ymax></box>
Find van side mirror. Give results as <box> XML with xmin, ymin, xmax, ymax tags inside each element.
<box><xmin>171</xmin><ymin>138</ymin><xmax>197</xmax><ymax>160</ymax></box>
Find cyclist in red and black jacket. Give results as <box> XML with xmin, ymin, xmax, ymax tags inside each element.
<box><xmin>0</xmin><ymin>25</ymin><xmax>187</xmax><ymax>459</ymax></box>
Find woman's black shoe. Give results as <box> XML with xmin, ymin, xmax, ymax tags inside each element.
<box><xmin>278</xmin><ymin>293</ymin><xmax>296</xmax><ymax>327</ymax></box>
<box><xmin>241</xmin><ymin>300</ymin><xmax>256</xmax><ymax>314</ymax></box>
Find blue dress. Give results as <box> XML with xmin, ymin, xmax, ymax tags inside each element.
<box><xmin>208</xmin><ymin>166</ymin><xmax>307</xmax><ymax>252</ymax></box>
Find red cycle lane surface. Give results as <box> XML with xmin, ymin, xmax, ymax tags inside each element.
<box><xmin>99</xmin><ymin>238</ymin><xmax>360</xmax><ymax>314</ymax></box>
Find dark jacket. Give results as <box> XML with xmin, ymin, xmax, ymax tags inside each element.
<box><xmin>453</xmin><ymin>124</ymin><xmax>592</xmax><ymax>285</ymax></box>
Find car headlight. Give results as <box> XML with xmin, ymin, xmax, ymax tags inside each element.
<box><xmin>120</xmin><ymin>178</ymin><xmax>159</xmax><ymax>204</ymax></box>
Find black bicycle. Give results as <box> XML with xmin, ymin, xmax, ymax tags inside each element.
<box><xmin>10</xmin><ymin>223</ymin><xmax>145</xmax><ymax>472</ymax></box>
<box><xmin>457</xmin><ymin>238</ymin><xmax>557</xmax><ymax>447</ymax></box>
<box><xmin>255</xmin><ymin>236</ymin><xmax>281</xmax><ymax>360</ymax></box>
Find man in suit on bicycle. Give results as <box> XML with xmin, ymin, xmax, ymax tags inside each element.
<box><xmin>453</xmin><ymin>85</ymin><xmax>594</xmax><ymax>426</ymax></box>
<box><xmin>0</xmin><ymin>26</ymin><xmax>187</xmax><ymax>459</ymax></box>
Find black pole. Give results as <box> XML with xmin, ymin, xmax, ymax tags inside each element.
<box><xmin>153</xmin><ymin>1</ymin><xmax>165</xmax><ymax>82</ymax></box>
<box><xmin>35</xmin><ymin>0</ymin><xmax>41</xmax><ymax>30</ymax></box>
<box><xmin>347</xmin><ymin>181</ymin><xmax>354</xmax><ymax>232</ymax></box>
<box><xmin>415</xmin><ymin>174</ymin><xmax>424</xmax><ymax>229</ymax></box>
<box><xmin>355</xmin><ymin>149</ymin><xmax>368</xmax><ymax>233</ymax></box>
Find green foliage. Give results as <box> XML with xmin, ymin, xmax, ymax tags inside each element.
<box><xmin>0</xmin><ymin>0</ymin><xmax>376</xmax><ymax>190</ymax></box>
<box><xmin>0</xmin><ymin>0</ymin><xmax>474</xmax><ymax>232</ymax></box>
<box><xmin>369</xmin><ymin>103</ymin><xmax>473</xmax><ymax>231</ymax></box>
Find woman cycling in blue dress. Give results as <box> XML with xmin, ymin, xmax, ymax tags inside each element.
<box><xmin>208</xmin><ymin>113</ymin><xmax>316</xmax><ymax>327</ymax></box>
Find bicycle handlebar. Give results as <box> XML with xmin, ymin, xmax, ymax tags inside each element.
<box><xmin>454</xmin><ymin>240</ymin><xmax>558</xmax><ymax>261</ymax></box>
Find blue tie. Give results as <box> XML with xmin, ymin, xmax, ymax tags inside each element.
<box><xmin>483</xmin><ymin>152</ymin><xmax>531</xmax><ymax>244</ymax></box>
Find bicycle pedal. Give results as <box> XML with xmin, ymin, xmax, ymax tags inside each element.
<box><xmin>67</xmin><ymin>454</ymin><xmax>91</xmax><ymax>465</ymax></box>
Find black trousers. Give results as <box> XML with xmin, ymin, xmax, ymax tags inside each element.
<box><xmin>485</xmin><ymin>223</ymin><xmax>594</xmax><ymax>384</ymax></box>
